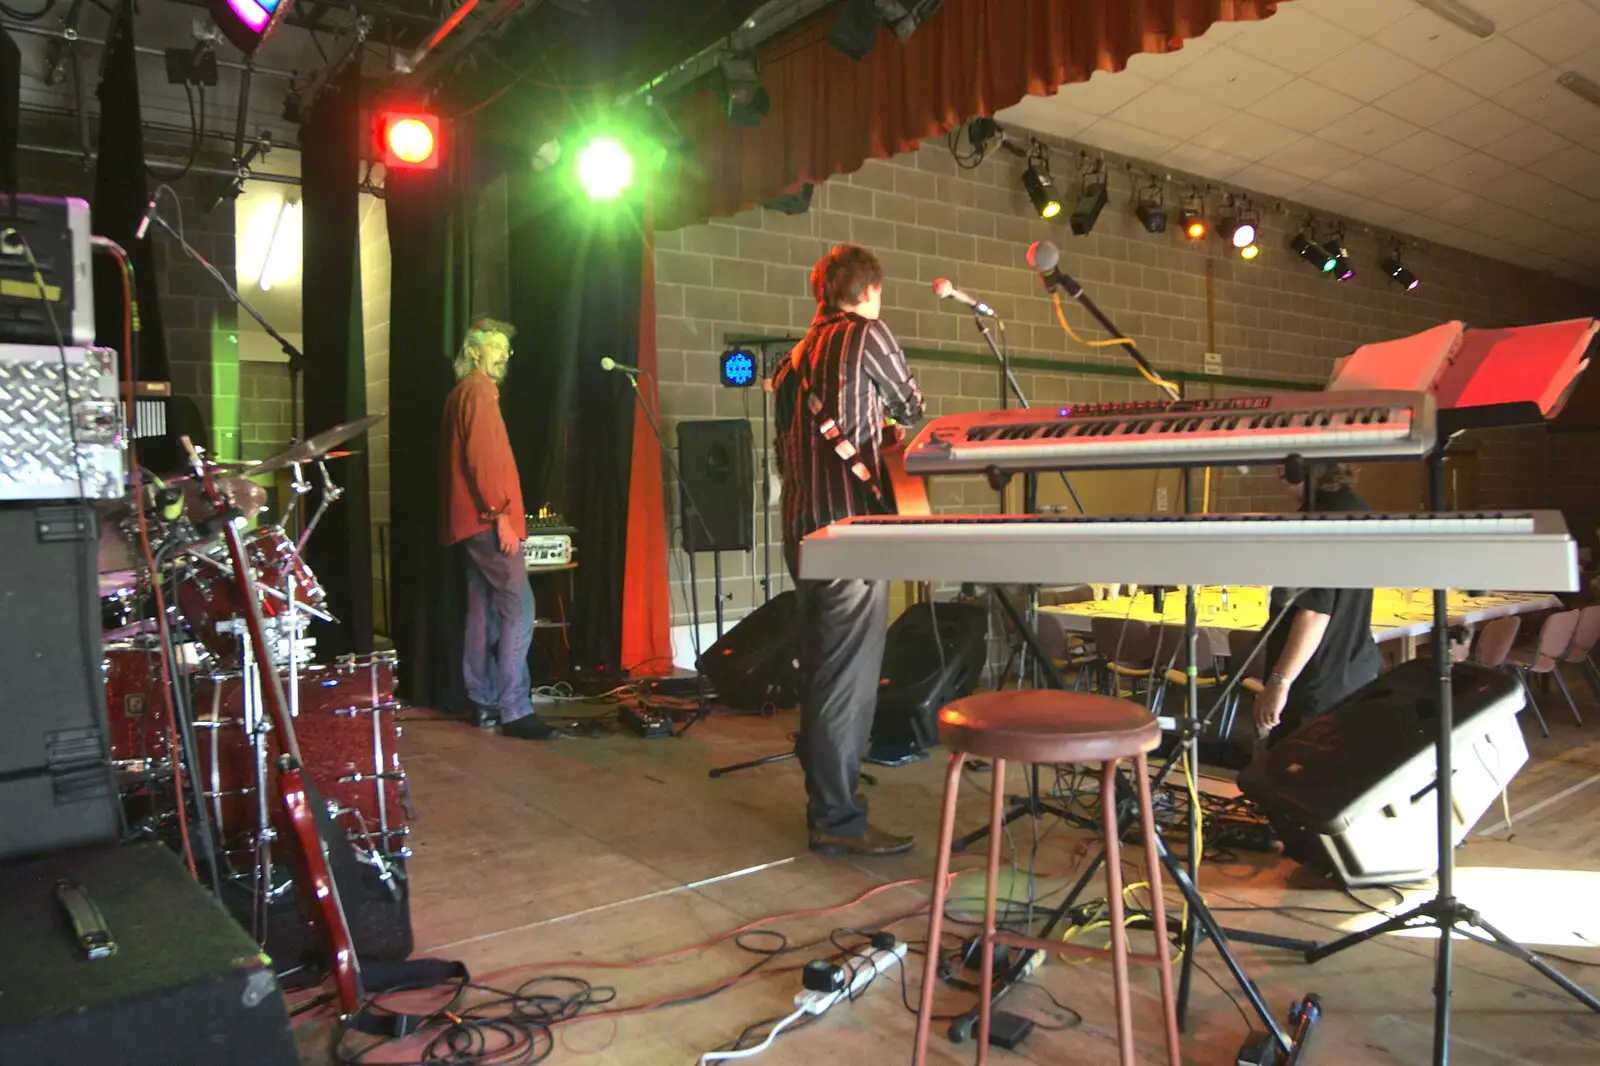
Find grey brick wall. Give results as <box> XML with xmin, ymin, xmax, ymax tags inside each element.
<box><xmin>655</xmin><ymin>136</ymin><xmax>1600</xmax><ymax>625</ymax></box>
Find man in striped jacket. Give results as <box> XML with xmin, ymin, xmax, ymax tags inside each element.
<box><xmin>773</xmin><ymin>245</ymin><xmax>925</xmax><ymax>857</ymax></box>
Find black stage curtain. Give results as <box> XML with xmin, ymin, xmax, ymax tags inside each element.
<box><xmin>503</xmin><ymin>177</ymin><xmax>643</xmax><ymax>676</ymax></box>
<box><xmin>92</xmin><ymin>2</ymin><xmax>167</xmax><ymax>381</ymax></box>
<box><xmin>385</xmin><ymin>153</ymin><xmax>475</xmax><ymax>710</ymax></box>
<box><xmin>299</xmin><ymin>66</ymin><xmax>372</xmax><ymax>656</ymax></box>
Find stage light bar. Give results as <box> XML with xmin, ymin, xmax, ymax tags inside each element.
<box><xmin>209</xmin><ymin>0</ymin><xmax>296</xmax><ymax>56</ymax></box>
<box><xmin>1134</xmin><ymin>181</ymin><xmax>1166</xmax><ymax>233</ymax></box>
<box><xmin>1021</xmin><ymin>164</ymin><xmax>1061</xmax><ymax>220</ymax></box>
<box><xmin>1330</xmin><ymin>243</ymin><xmax>1355</xmax><ymax>281</ymax></box>
<box><xmin>378</xmin><ymin>111</ymin><xmax>441</xmax><ymax>170</ymax></box>
<box><xmin>1382</xmin><ymin>253</ymin><xmax>1420</xmax><ymax>291</ymax></box>
<box><xmin>1219</xmin><ymin>211</ymin><xmax>1257</xmax><ymax>249</ymax></box>
<box><xmin>717</xmin><ymin>54</ymin><xmax>769</xmax><ymax>127</ymax></box>
<box><xmin>1179</xmin><ymin>193</ymin><xmax>1206</xmax><ymax>240</ymax></box>
<box><xmin>1069</xmin><ymin>178</ymin><xmax>1108</xmax><ymax>236</ymax></box>
<box><xmin>1239</xmin><ymin>242</ymin><xmax>1260</xmax><ymax>261</ymax></box>
<box><xmin>577</xmin><ymin>137</ymin><xmax>634</xmax><ymax>201</ymax></box>
<box><xmin>720</xmin><ymin>347</ymin><xmax>757</xmax><ymax>388</ymax></box>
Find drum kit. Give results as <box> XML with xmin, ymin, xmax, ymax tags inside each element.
<box><xmin>100</xmin><ymin>415</ymin><xmax>409</xmax><ymax>972</ymax></box>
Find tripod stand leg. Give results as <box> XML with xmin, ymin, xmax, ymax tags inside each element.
<box><xmin>708</xmin><ymin>750</ymin><xmax>797</xmax><ymax>778</ymax></box>
<box><xmin>1303</xmin><ymin>900</ymin><xmax>1435</xmax><ymax>963</ymax></box>
<box><xmin>1463</xmin><ymin>911</ymin><xmax>1600</xmax><ymax>1012</ymax></box>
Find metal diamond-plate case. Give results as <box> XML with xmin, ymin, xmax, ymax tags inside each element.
<box><xmin>0</xmin><ymin>344</ymin><xmax>125</xmax><ymax>500</ymax></box>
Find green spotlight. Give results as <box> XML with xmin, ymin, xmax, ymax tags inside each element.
<box><xmin>577</xmin><ymin>137</ymin><xmax>634</xmax><ymax>201</ymax></box>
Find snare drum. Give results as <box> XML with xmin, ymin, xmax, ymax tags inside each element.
<box><xmin>102</xmin><ymin>640</ymin><xmax>172</xmax><ymax>779</ymax></box>
<box><xmin>189</xmin><ymin>651</ymin><xmax>407</xmax><ymax>866</ymax></box>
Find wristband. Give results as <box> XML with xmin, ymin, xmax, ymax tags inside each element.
<box><xmin>1265</xmin><ymin>672</ymin><xmax>1290</xmax><ymax>687</ymax></box>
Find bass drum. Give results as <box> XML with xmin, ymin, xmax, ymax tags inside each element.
<box><xmin>102</xmin><ymin>639</ymin><xmax>171</xmax><ymax>780</ymax></box>
<box><xmin>189</xmin><ymin>651</ymin><xmax>408</xmax><ymax>867</ymax></box>
<box><xmin>174</xmin><ymin>526</ymin><xmax>328</xmax><ymax>665</ymax></box>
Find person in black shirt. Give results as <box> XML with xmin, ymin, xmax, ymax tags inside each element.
<box><xmin>772</xmin><ymin>245</ymin><xmax>925</xmax><ymax>857</ymax></box>
<box><xmin>1255</xmin><ymin>462</ymin><xmax>1384</xmax><ymax>747</ymax></box>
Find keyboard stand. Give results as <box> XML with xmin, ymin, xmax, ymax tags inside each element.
<box><xmin>946</xmin><ymin>586</ymin><xmax>1323</xmax><ymax>1064</ymax></box>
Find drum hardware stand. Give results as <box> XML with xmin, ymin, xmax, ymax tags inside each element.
<box><xmin>217</xmin><ymin>614</ymin><xmax>280</xmax><ymax>944</ymax></box>
<box><xmin>295</xmin><ymin>459</ymin><xmax>342</xmax><ymax>553</ymax></box>
<box><xmin>1297</xmin><ymin>409</ymin><xmax>1600</xmax><ymax>1065</ymax></box>
<box><xmin>948</xmin><ymin>587</ymin><xmax>1323</xmax><ymax>1063</ymax></box>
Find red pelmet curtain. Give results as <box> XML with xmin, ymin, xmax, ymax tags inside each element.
<box><xmin>620</xmin><ymin>203</ymin><xmax>674</xmax><ymax>676</ymax></box>
<box><xmin>657</xmin><ymin>0</ymin><xmax>1285</xmax><ymax>228</ymax></box>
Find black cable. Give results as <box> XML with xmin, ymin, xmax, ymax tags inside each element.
<box><xmin>0</xmin><ymin>0</ymin><xmax>55</xmax><ymax>19</ymax></box>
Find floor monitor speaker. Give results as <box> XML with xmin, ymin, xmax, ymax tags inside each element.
<box><xmin>1239</xmin><ymin>659</ymin><xmax>1528</xmax><ymax>888</ymax></box>
<box><xmin>696</xmin><ymin>591</ymin><xmax>799</xmax><ymax>710</ymax></box>
<box><xmin>872</xmin><ymin>600</ymin><xmax>990</xmax><ymax>750</ymax></box>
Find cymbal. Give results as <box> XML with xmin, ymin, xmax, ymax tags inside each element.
<box><xmin>223</xmin><ymin>415</ymin><xmax>384</xmax><ymax>477</ymax></box>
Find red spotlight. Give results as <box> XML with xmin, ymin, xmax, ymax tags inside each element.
<box><xmin>378</xmin><ymin>111</ymin><xmax>441</xmax><ymax>170</ymax></box>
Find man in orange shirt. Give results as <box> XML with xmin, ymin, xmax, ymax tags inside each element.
<box><xmin>439</xmin><ymin>317</ymin><xmax>558</xmax><ymax>740</ymax></box>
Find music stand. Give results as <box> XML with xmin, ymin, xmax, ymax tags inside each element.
<box><xmin>1301</xmin><ymin>401</ymin><xmax>1600</xmax><ymax>1063</ymax></box>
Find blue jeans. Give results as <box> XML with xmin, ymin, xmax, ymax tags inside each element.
<box><xmin>462</xmin><ymin>528</ymin><xmax>534</xmax><ymax>723</ymax></box>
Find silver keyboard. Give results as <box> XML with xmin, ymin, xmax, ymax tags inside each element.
<box><xmin>799</xmin><ymin>511</ymin><xmax>1577</xmax><ymax>592</ymax></box>
<box><xmin>903</xmin><ymin>389</ymin><xmax>1435</xmax><ymax>474</ymax></box>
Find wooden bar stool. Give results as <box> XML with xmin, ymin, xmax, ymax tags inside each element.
<box><xmin>912</xmin><ymin>690</ymin><xmax>1182</xmax><ymax>1066</ymax></box>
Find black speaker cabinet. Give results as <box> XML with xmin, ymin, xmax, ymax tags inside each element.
<box><xmin>0</xmin><ymin>843</ymin><xmax>299</xmax><ymax>1066</ymax></box>
<box><xmin>0</xmin><ymin>503</ymin><xmax>119</xmax><ymax>861</ymax></box>
<box><xmin>697</xmin><ymin>590</ymin><xmax>799</xmax><ymax>710</ymax></box>
<box><xmin>677</xmin><ymin>419</ymin><xmax>754</xmax><ymax>553</ymax></box>
<box><xmin>872</xmin><ymin>601</ymin><xmax>990</xmax><ymax>750</ymax></box>
<box><xmin>1238</xmin><ymin>660</ymin><xmax>1528</xmax><ymax>889</ymax></box>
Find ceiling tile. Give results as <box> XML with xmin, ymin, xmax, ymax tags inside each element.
<box><xmin>1374</xmin><ymin>129</ymin><xmax>1473</xmax><ymax>173</ymax></box>
<box><xmin>1372</xmin><ymin>73</ymin><xmax>1481</xmax><ymax>127</ymax></box>
<box><xmin>1436</xmin><ymin>37</ymin><xmax>1552</xmax><ymax>98</ymax></box>
<box><xmin>1481</xmin><ymin>123</ymin><xmax>1573</xmax><ymax>166</ymax></box>
<box><xmin>1497</xmin><ymin>75</ymin><xmax>1582</xmax><ymax>121</ymax></box>
<box><xmin>1316</xmin><ymin>106</ymin><xmax>1420</xmax><ymax>154</ymax></box>
<box><xmin>1108</xmin><ymin>82</ymin><xmax>1231</xmax><ymax>140</ymax></box>
<box><xmin>1244</xmin><ymin>78</ymin><xmax>1364</xmax><ymax>134</ymax></box>
<box><xmin>1123</xmin><ymin>33</ymin><xmax>1218</xmax><ymax>77</ymax></box>
<box><xmin>1345</xmin><ymin>200</ymin><xmax>1415</xmax><ymax>228</ymax></box>
<box><xmin>1474</xmin><ymin>168</ymin><xmax>1561</xmax><ymax>205</ymax></box>
<box><xmin>1522</xmin><ymin>184</ymin><xmax>1596</xmax><ymax>221</ymax></box>
<box><xmin>1470</xmin><ymin>0</ymin><xmax>1567</xmax><ymax>32</ymax></box>
<box><xmin>1188</xmin><ymin>112</ymin><xmax>1303</xmax><ymax>162</ymax></box>
<box><xmin>1431</xmin><ymin>151</ymin><xmax>1521</xmax><ymax>192</ymax></box>
<box><xmin>1225</xmin><ymin>5</ymin><xmax>1361</xmax><ymax>75</ymax></box>
<box><xmin>1379</xmin><ymin>175</ymin><xmax>1463</xmax><ymax>213</ymax></box>
<box><xmin>992</xmin><ymin>95</ymin><xmax>1096</xmax><ymax>140</ymax></box>
<box><xmin>1539</xmin><ymin>103</ymin><xmax>1600</xmax><ymax>144</ymax></box>
<box><xmin>1431</xmin><ymin>99</ymin><xmax>1531</xmax><ymax>148</ymax></box>
<box><xmin>1164</xmin><ymin>45</ymin><xmax>1297</xmax><ymax>110</ymax></box>
<box><xmin>1506</xmin><ymin>1</ymin><xmax>1600</xmax><ymax>64</ymax></box>
<box><xmin>1469</xmin><ymin>207</ymin><xmax>1547</xmax><ymax>242</ymax></box>
<box><xmin>1299</xmin><ymin>186</ymin><xmax>1367</xmax><ymax>217</ymax></box>
<box><xmin>1550</xmin><ymin>197</ymin><xmax>1600</xmax><ymax>231</ymax></box>
<box><xmin>1049</xmin><ymin>68</ymin><xmax>1157</xmax><ymax>116</ymax></box>
<box><xmin>1378</xmin><ymin>9</ymin><xmax>1490</xmax><ymax>70</ymax></box>
<box><xmin>1306</xmin><ymin>43</ymin><xmax>1425</xmax><ymax>103</ymax></box>
<box><xmin>1259</xmin><ymin>137</ymin><xmax>1364</xmax><ymax>182</ymax></box>
<box><xmin>1297</xmin><ymin>0</ymin><xmax>1411</xmax><ymax>37</ymax></box>
<box><xmin>1396</xmin><ymin>215</ymin><xmax>1463</xmax><ymax>244</ymax></box>
<box><xmin>1324</xmin><ymin>157</ymin><xmax>1414</xmax><ymax>197</ymax></box>
<box><xmin>1539</xmin><ymin>142</ymin><xmax>1600</xmax><ymax>184</ymax></box>
<box><xmin>1228</xmin><ymin>162</ymin><xmax>1310</xmax><ymax>199</ymax></box>
<box><xmin>1157</xmin><ymin>142</ymin><xmax>1247</xmax><ymax>180</ymax></box>
<box><xmin>1424</xmin><ymin>192</ymin><xmax>1496</xmax><ymax>226</ymax></box>
<box><xmin>1075</xmin><ymin>118</ymin><xmax>1178</xmax><ymax>162</ymax></box>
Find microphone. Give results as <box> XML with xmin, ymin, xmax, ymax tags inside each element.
<box><xmin>932</xmin><ymin>278</ymin><xmax>996</xmax><ymax>317</ymax></box>
<box><xmin>134</xmin><ymin>193</ymin><xmax>160</xmax><ymax>241</ymax></box>
<box><xmin>600</xmin><ymin>357</ymin><xmax>644</xmax><ymax>376</ymax></box>
<box><xmin>1025</xmin><ymin>240</ymin><xmax>1076</xmax><ymax>295</ymax></box>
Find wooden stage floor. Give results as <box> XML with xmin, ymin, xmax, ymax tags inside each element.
<box><xmin>298</xmin><ymin>687</ymin><xmax>1600</xmax><ymax>1065</ymax></box>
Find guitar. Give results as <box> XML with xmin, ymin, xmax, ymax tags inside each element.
<box><xmin>881</xmin><ymin>423</ymin><xmax>930</xmax><ymax>517</ymax></box>
<box><xmin>182</xmin><ymin>438</ymin><xmax>364</xmax><ymax>1015</ymax></box>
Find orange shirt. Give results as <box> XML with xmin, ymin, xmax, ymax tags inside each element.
<box><xmin>439</xmin><ymin>372</ymin><xmax>526</xmax><ymax>545</ymax></box>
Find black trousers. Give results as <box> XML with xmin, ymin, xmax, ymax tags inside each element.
<box><xmin>791</xmin><ymin>570</ymin><xmax>890</xmax><ymax>837</ymax></box>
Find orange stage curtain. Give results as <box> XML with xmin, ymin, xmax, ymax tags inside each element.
<box><xmin>620</xmin><ymin>205</ymin><xmax>675</xmax><ymax>676</ymax></box>
<box><xmin>657</xmin><ymin>0</ymin><xmax>1285</xmax><ymax>229</ymax></box>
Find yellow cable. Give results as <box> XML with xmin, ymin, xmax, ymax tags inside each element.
<box><xmin>1051</xmin><ymin>291</ymin><xmax>1180</xmax><ymax>398</ymax></box>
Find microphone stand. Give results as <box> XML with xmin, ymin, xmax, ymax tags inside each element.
<box><xmin>616</xmin><ymin>367</ymin><xmax>716</xmax><ymax>733</ymax></box>
<box><xmin>147</xmin><ymin>208</ymin><xmax>305</xmax><ymax>451</ymax></box>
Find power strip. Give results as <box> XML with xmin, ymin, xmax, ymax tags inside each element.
<box><xmin>794</xmin><ymin>943</ymin><xmax>908</xmax><ymax>1016</ymax></box>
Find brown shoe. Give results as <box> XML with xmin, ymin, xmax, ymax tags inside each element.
<box><xmin>809</xmin><ymin>824</ymin><xmax>915</xmax><ymax>857</ymax></box>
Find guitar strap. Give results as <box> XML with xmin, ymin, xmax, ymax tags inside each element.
<box><xmin>790</xmin><ymin>332</ymin><xmax>891</xmax><ymax>510</ymax></box>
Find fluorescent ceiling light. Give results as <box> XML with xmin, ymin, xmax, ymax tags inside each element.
<box><xmin>1410</xmin><ymin>0</ymin><xmax>1495</xmax><ymax>39</ymax></box>
<box><xmin>1557</xmin><ymin>70</ymin><xmax>1600</xmax><ymax>109</ymax></box>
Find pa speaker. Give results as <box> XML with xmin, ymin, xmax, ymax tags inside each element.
<box><xmin>872</xmin><ymin>600</ymin><xmax>990</xmax><ymax>750</ymax></box>
<box><xmin>697</xmin><ymin>591</ymin><xmax>798</xmax><ymax>710</ymax></box>
<box><xmin>1238</xmin><ymin>659</ymin><xmax>1528</xmax><ymax>889</ymax></box>
<box><xmin>677</xmin><ymin>419</ymin><xmax>753</xmax><ymax>553</ymax></box>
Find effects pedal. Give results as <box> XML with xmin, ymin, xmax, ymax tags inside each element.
<box><xmin>619</xmin><ymin>706</ymin><xmax>674</xmax><ymax>738</ymax></box>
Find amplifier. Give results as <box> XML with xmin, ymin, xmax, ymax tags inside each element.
<box><xmin>0</xmin><ymin>342</ymin><xmax>125</xmax><ymax>500</ymax></box>
<box><xmin>523</xmin><ymin>533</ymin><xmax>573</xmax><ymax>568</ymax></box>
<box><xmin>1239</xmin><ymin>660</ymin><xmax>1528</xmax><ymax>888</ymax></box>
<box><xmin>0</xmin><ymin>194</ymin><xmax>95</xmax><ymax>347</ymax></box>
